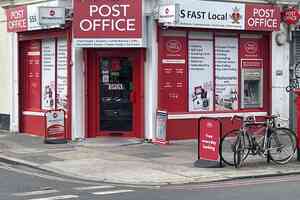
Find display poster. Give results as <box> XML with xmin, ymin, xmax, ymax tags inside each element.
<box><xmin>188</xmin><ymin>40</ymin><xmax>213</xmax><ymax>112</ymax></box>
<box><xmin>42</xmin><ymin>39</ymin><xmax>56</xmax><ymax>110</ymax></box>
<box><xmin>199</xmin><ymin>118</ymin><xmax>220</xmax><ymax>161</ymax></box>
<box><xmin>159</xmin><ymin>36</ymin><xmax>187</xmax><ymax>112</ymax></box>
<box><xmin>56</xmin><ymin>38</ymin><xmax>68</xmax><ymax>110</ymax></box>
<box><xmin>215</xmin><ymin>37</ymin><xmax>238</xmax><ymax>111</ymax></box>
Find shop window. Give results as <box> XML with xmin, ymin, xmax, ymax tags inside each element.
<box><xmin>158</xmin><ymin>31</ymin><xmax>268</xmax><ymax>113</ymax></box>
<box><xmin>41</xmin><ymin>38</ymin><xmax>68</xmax><ymax>111</ymax></box>
<box><xmin>22</xmin><ymin>37</ymin><xmax>68</xmax><ymax>112</ymax></box>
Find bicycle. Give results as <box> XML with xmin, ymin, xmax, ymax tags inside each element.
<box><xmin>220</xmin><ymin>115</ymin><xmax>296</xmax><ymax>168</ymax></box>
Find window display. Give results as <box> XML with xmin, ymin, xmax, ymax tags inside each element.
<box><xmin>158</xmin><ymin>31</ymin><xmax>267</xmax><ymax>113</ymax></box>
<box><xmin>188</xmin><ymin>34</ymin><xmax>214</xmax><ymax>112</ymax></box>
<box><xmin>42</xmin><ymin>39</ymin><xmax>56</xmax><ymax>110</ymax></box>
<box><xmin>41</xmin><ymin>37</ymin><xmax>69</xmax><ymax>111</ymax></box>
<box><xmin>215</xmin><ymin>37</ymin><xmax>239</xmax><ymax>111</ymax></box>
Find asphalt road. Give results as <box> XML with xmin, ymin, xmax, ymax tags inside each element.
<box><xmin>1</xmin><ymin>162</ymin><xmax>300</xmax><ymax>200</ymax></box>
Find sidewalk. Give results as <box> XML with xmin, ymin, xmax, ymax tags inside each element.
<box><xmin>1</xmin><ymin>131</ymin><xmax>300</xmax><ymax>186</ymax></box>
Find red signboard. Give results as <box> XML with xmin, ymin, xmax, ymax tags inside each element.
<box><xmin>199</xmin><ymin>118</ymin><xmax>220</xmax><ymax>161</ymax></box>
<box><xmin>159</xmin><ymin>36</ymin><xmax>187</xmax><ymax>112</ymax></box>
<box><xmin>73</xmin><ymin>0</ymin><xmax>142</xmax><ymax>38</ymax></box>
<box><xmin>240</xmin><ymin>38</ymin><xmax>263</xmax><ymax>59</ymax></box>
<box><xmin>282</xmin><ymin>7</ymin><xmax>300</xmax><ymax>25</ymax></box>
<box><xmin>6</xmin><ymin>5</ymin><xmax>27</xmax><ymax>32</ymax></box>
<box><xmin>245</xmin><ymin>4</ymin><xmax>281</xmax><ymax>31</ymax></box>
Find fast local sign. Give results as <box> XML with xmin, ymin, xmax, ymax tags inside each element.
<box><xmin>73</xmin><ymin>0</ymin><xmax>143</xmax><ymax>48</ymax></box>
<box><xmin>160</xmin><ymin>1</ymin><xmax>281</xmax><ymax>31</ymax></box>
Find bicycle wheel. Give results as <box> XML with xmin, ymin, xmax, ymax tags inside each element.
<box><xmin>268</xmin><ymin>127</ymin><xmax>296</xmax><ymax>164</ymax></box>
<box><xmin>220</xmin><ymin>129</ymin><xmax>250</xmax><ymax>166</ymax></box>
<box><xmin>234</xmin><ymin>132</ymin><xmax>249</xmax><ymax>168</ymax></box>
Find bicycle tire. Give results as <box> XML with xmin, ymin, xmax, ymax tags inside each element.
<box><xmin>234</xmin><ymin>132</ymin><xmax>250</xmax><ymax>168</ymax></box>
<box><xmin>220</xmin><ymin>129</ymin><xmax>250</xmax><ymax>166</ymax></box>
<box><xmin>268</xmin><ymin>127</ymin><xmax>296</xmax><ymax>164</ymax></box>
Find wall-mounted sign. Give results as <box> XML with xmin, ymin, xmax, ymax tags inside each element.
<box><xmin>6</xmin><ymin>1</ymin><xmax>62</xmax><ymax>32</ymax></box>
<box><xmin>245</xmin><ymin>4</ymin><xmax>280</xmax><ymax>31</ymax></box>
<box><xmin>168</xmin><ymin>0</ymin><xmax>281</xmax><ymax>31</ymax></box>
<box><xmin>39</xmin><ymin>7</ymin><xmax>65</xmax><ymax>25</ymax></box>
<box><xmin>159</xmin><ymin>4</ymin><xmax>178</xmax><ymax>25</ymax></box>
<box><xmin>178</xmin><ymin>1</ymin><xmax>245</xmax><ymax>30</ymax></box>
<box><xmin>6</xmin><ymin>5</ymin><xmax>27</xmax><ymax>32</ymax></box>
<box><xmin>281</xmin><ymin>6</ymin><xmax>300</xmax><ymax>25</ymax></box>
<box><xmin>73</xmin><ymin>0</ymin><xmax>143</xmax><ymax>48</ymax></box>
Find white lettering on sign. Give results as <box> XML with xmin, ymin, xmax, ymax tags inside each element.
<box><xmin>247</xmin><ymin>18</ymin><xmax>278</xmax><ymax>29</ymax></box>
<box><xmin>79</xmin><ymin>4</ymin><xmax>136</xmax><ymax>32</ymax></box>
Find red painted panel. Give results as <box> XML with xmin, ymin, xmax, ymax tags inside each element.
<box><xmin>21</xmin><ymin>115</ymin><xmax>45</xmax><ymax>136</ymax></box>
<box><xmin>159</xmin><ymin>36</ymin><xmax>188</xmax><ymax>112</ymax></box>
<box><xmin>23</xmin><ymin>41</ymin><xmax>41</xmax><ymax>110</ymax></box>
<box><xmin>166</xmin><ymin>119</ymin><xmax>197</xmax><ymax>140</ymax></box>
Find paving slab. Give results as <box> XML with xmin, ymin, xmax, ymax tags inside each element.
<box><xmin>1</xmin><ymin>131</ymin><xmax>300</xmax><ymax>186</ymax></box>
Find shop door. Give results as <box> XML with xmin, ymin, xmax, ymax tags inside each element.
<box><xmin>87</xmin><ymin>49</ymin><xmax>143</xmax><ymax>138</ymax></box>
<box><xmin>99</xmin><ymin>57</ymin><xmax>133</xmax><ymax>132</ymax></box>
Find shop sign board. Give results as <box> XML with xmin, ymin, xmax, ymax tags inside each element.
<box><xmin>73</xmin><ymin>0</ymin><xmax>143</xmax><ymax>48</ymax></box>
<box><xmin>168</xmin><ymin>0</ymin><xmax>280</xmax><ymax>31</ymax></box>
<box><xmin>6</xmin><ymin>2</ymin><xmax>61</xmax><ymax>32</ymax></box>
<box><xmin>199</xmin><ymin>118</ymin><xmax>220</xmax><ymax>161</ymax></box>
<box><xmin>178</xmin><ymin>1</ymin><xmax>245</xmax><ymax>30</ymax></box>
<box><xmin>159</xmin><ymin>4</ymin><xmax>178</xmax><ymax>25</ymax></box>
<box><xmin>39</xmin><ymin>7</ymin><xmax>65</xmax><ymax>25</ymax></box>
<box><xmin>245</xmin><ymin>4</ymin><xmax>280</xmax><ymax>31</ymax></box>
<box><xmin>6</xmin><ymin>5</ymin><xmax>28</xmax><ymax>32</ymax></box>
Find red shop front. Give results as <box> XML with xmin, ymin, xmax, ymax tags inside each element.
<box><xmin>6</xmin><ymin>4</ymin><xmax>72</xmax><ymax>139</ymax></box>
<box><xmin>157</xmin><ymin>2</ymin><xmax>280</xmax><ymax>140</ymax></box>
<box><xmin>73</xmin><ymin>0</ymin><xmax>145</xmax><ymax>138</ymax></box>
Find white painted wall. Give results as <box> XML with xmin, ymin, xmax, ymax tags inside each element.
<box><xmin>71</xmin><ymin>47</ymin><xmax>85</xmax><ymax>140</ymax></box>
<box><xmin>0</xmin><ymin>8</ymin><xmax>11</xmax><ymax>115</ymax></box>
<box><xmin>272</xmin><ymin>24</ymin><xmax>290</xmax><ymax>127</ymax></box>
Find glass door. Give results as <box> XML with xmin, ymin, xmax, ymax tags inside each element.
<box><xmin>99</xmin><ymin>57</ymin><xmax>133</xmax><ymax>132</ymax></box>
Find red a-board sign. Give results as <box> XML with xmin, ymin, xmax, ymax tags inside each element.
<box><xmin>6</xmin><ymin>5</ymin><xmax>27</xmax><ymax>32</ymax></box>
<box><xmin>245</xmin><ymin>4</ymin><xmax>281</xmax><ymax>31</ymax></box>
<box><xmin>73</xmin><ymin>0</ymin><xmax>142</xmax><ymax>38</ymax></box>
<box><xmin>199</xmin><ymin>118</ymin><xmax>221</xmax><ymax>161</ymax></box>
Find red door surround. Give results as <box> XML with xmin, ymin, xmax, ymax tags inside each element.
<box><xmin>86</xmin><ymin>49</ymin><xmax>145</xmax><ymax>138</ymax></box>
